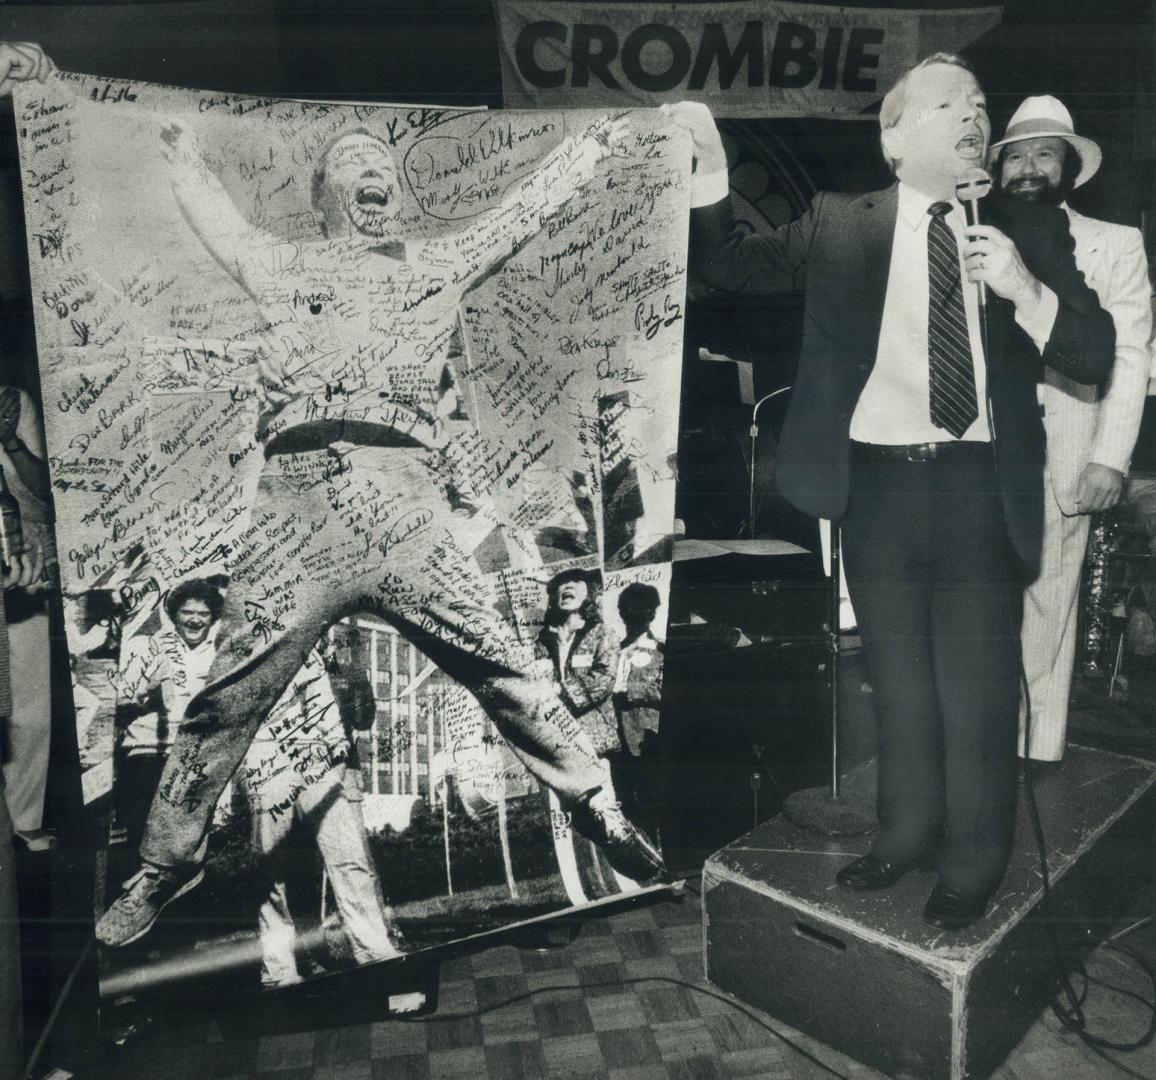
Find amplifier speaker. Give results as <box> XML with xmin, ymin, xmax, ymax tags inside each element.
<box><xmin>656</xmin><ymin>547</ymin><xmax>834</xmax><ymax>868</ymax></box>
<box><xmin>667</xmin><ymin>549</ymin><xmax>828</xmax><ymax>644</ymax></box>
<box><xmin>658</xmin><ymin>639</ymin><xmax>832</xmax><ymax>865</ymax></box>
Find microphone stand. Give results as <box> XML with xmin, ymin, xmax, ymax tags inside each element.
<box><xmin>745</xmin><ymin>385</ymin><xmax>872</xmax><ymax>835</ymax></box>
<box><xmin>747</xmin><ymin>387</ymin><xmax>791</xmax><ymax>539</ymax></box>
<box><xmin>782</xmin><ymin>523</ymin><xmax>874</xmax><ymax>836</ymax></box>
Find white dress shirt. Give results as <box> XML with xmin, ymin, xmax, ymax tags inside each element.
<box><xmin>852</xmin><ymin>185</ymin><xmax>987</xmax><ymax>443</ymax></box>
<box><xmin>692</xmin><ymin>170</ymin><xmax>1059</xmax><ymax>444</ymax></box>
<box><xmin>852</xmin><ymin>183</ymin><xmax>1057</xmax><ymax>444</ymax></box>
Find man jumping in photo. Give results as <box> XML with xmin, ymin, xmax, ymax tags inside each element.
<box><xmin>97</xmin><ymin>111</ymin><xmax>667</xmax><ymax>948</ymax></box>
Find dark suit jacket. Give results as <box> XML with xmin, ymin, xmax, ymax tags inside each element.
<box><xmin>689</xmin><ymin>184</ymin><xmax>1115</xmax><ymax>576</ymax></box>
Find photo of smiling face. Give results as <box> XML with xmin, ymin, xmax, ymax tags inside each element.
<box><xmin>315</xmin><ymin>130</ymin><xmax>400</xmax><ymax>238</ymax></box>
<box><xmin>883</xmin><ymin>62</ymin><xmax>991</xmax><ymax>198</ymax></box>
<box><xmin>172</xmin><ymin>598</ymin><xmax>216</xmax><ymax>648</ymax></box>
<box><xmin>998</xmin><ymin>136</ymin><xmax>1068</xmax><ymax>205</ymax></box>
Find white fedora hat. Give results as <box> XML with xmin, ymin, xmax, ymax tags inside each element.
<box><xmin>988</xmin><ymin>95</ymin><xmax>1102</xmax><ymax>188</ymax></box>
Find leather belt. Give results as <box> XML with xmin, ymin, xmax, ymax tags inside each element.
<box><xmin>850</xmin><ymin>440</ymin><xmax>989</xmax><ymax>463</ymax></box>
<box><xmin>265</xmin><ymin>420</ymin><xmax>425</xmax><ymax>458</ymax></box>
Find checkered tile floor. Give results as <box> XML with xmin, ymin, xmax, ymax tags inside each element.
<box><xmin>86</xmin><ymin>885</ymin><xmax>1156</xmax><ymax>1080</ymax></box>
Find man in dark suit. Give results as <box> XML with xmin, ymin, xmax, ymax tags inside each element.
<box><xmin>668</xmin><ymin>53</ymin><xmax>1114</xmax><ymax>931</ymax></box>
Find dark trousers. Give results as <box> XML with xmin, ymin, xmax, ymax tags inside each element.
<box><xmin>841</xmin><ymin>442</ymin><xmax>1022</xmax><ymax>896</ymax></box>
<box><xmin>115</xmin><ymin>752</ymin><xmax>167</xmax><ymax>862</ymax></box>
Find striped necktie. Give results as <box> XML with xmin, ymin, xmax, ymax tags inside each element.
<box><xmin>927</xmin><ymin>201</ymin><xmax>978</xmax><ymax>438</ymax></box>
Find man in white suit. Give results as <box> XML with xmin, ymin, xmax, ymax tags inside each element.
<box><xmin>992</xmin><ymin>97</ymin><xmax>1152</xmax><ymax>764</ymax></box>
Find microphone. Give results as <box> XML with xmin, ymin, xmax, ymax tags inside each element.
<box><xmin>955</xmin><ymin>166</ymin><xmax>992</xmax><ymax>225</ymax></box>
<box><xmin>955</xmin><ymin>167</ymin><xmax>992</xmax><ymax>307</ymax></box>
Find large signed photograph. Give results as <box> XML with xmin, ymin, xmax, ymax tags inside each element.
<box><xmin>13</xmin><ymin>71</ymin><xmax>690</xmax><ymax>996</ymax></box>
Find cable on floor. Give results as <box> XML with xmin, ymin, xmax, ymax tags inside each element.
<box><xmin>394</xmin><ymin>974</ymin><xmax>856</xmax><ymax>1080</ymax></box>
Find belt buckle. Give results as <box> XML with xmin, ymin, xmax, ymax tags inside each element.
<box><xmin>907</xmin><ymin>443</ymin><xmax>937</xmax><ymax>462</ymax></box>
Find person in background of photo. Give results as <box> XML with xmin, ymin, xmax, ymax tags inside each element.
<box><xmin>1</xmin><ymin>383</ymin><xmax>58</xmax><ymax>853</ymax></box>
<box><xmin>613</xmin><ymin>583</ymin><xmax>665</xmax><ymax>837</ymax></box>
<box><xmin>0</xmin><ymin>530</ymin><xmax>42</xmax><ymax>1080</ymax></box>
<box><xmin>536</xmin><ymin>569</ymin><xmax>621</xmax><ymax>763</ymax></box>
<box><xmin>535</xmin><ymin>568</ymin><xmax>645</xmax><ymax>896</ymax></box>
<box><xmin>113</xmin><ymin>578</ymin><xmax>224</xmax><ymax>861</ymax></box>
<box><xmin>0</xmin><ymin>42</ymin><xmax>57</xmax><ymax>1080</ymax></box>
<box><xmin>991</xmin><ymin>97</ymin><xmax>1153</xmax><ymax>767</ymax></box>
<box><xmin>114</xmin><ymin>576</ymin><xmax>403</xmax><ymax>974</ymax></box>
<box><xmin>239</xmin><ymin>645</ymin><xmax>403</xmax><ymax>988</ymax></box>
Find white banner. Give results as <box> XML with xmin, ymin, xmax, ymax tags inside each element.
<box><xmin>15</xmin><ymin>70</ymin><xmax>689</xmax><ymax>994</ymax></box>
<box><xmin>496</xmin><ymin>0</ymin><xmax>1001</xmax><ymax>117</ymax></box>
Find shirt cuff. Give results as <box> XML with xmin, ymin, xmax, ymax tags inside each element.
<box><xmin>691</xmin><ymin>168</ymin><xmax>730</xmax><ymax>208</ymax></box>
<box><xmin>1015</xmin><ymin>284</ymin><xmax>1058</xmax><ymax>349</ymax></box>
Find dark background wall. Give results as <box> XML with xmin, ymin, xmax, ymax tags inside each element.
<box><xmin>1</xmin><ymin>0</ymin><xmax>1152</xmax><ymax>399</ymax></box>
<box><xmin>0</xmin><ymin>0</ymin><xmax>1151</xmax><ymax>188</ymax></box>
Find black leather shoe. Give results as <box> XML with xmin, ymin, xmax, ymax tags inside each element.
<box><xmin>835</xmin><ymin>852</ymin><xmax>933</xmax><ymax>892</ymax></box>
<box><xmin>922</xmin><ymin>883</ymin><xmax>991</xmax><ymax>932</ymax></box>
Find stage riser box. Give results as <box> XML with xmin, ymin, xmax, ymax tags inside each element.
<box><xmin>702</xmin><ymin>746</ymin><xmax>1156</xmax><ymax>1080</ymax></box>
